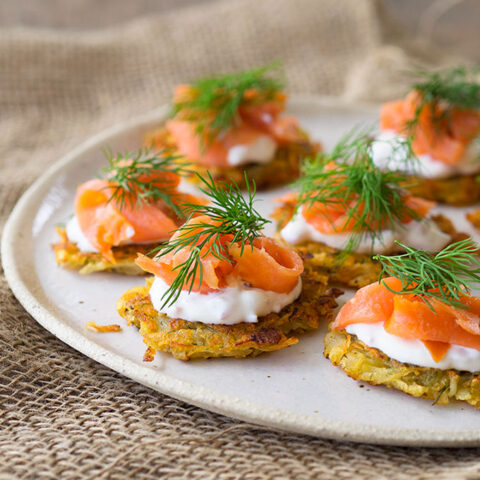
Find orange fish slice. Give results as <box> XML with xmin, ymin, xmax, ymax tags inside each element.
<box><xmin>333</xmin><ymin>277</ymin><xmax>402</xmax><ymax>330</ymax></box>
<box><xmin>229</xmin><ymin>236</ymin><xmax>303</xmax><ymax>293</ymax></box>
<box><xmin>136</xmin><ymin>216</ymin><xmax>304</xmax><ymax>295</ymax></box>
<box><xmin>301</xmin><ymin>194</ymin><xmax>434</xmax><ymax>234</ymax></box>
<box><xmin>75</xmin><ymin>171</ymin><xmax>201</xmax><ymax>260</ymax></box>
<box><xmin>334</xmin><ymin>277</ymin><xmax>480</xmax><ymax>362</ymax></box>
<box><xmin>380</xmin><ymin>90</ymin><xmax>480</xmax><ymax>165</ymax></box>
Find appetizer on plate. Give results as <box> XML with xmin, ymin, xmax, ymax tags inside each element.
<box><xmin>53</xmin><ymin>148</ymin><xmax>204</xmax><ymax>275</ymax></box>
<box><xmin>273</xmin><ymin>132</ymin><xmax>461</xmax><ymax>288</ymax></box>
<box><xmin>371</xmin><ymin>67</ymin><xmax>480</xmax><ymax>205</ymax></box>
<box><xmin>325</xmin><ymin>239</ymin><xmax>480</xmax><ymax>409</ymax></box>
<box><xmin>117</xmin><ymin>175</ymin><xmax>341</xmax><ymax>361</ymax></box>
<box><xmin>145</xmin><ymin>63</ymin><xmax>319</xmax><ymax>190</ymax></box>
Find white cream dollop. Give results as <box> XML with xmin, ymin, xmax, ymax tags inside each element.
<box><xmin>149</xmin><ymin>276</ymin><xmax>302</xmax><ymax>325</ymax></box>
<box><xmin>346</xmin><ymin>322</ymin><xmax>480</xmax><ymax>372</ymax></box>
<box><xmin>66</xmin><ymin>216</ymin><xmax>99</xmax><ymax>252</ymax></box>
<box><xmin>65</xmin><ymin>215</ymin><xmax>135</xmax><ymax>253</ymax></box>
<box><xmin>371</xmin><ymin>130</ymin><xmax>480</xmax><ymax>179</ymax></box>
<box><xmin>226</xmin><ymin>134</ymin><xmax>277</xmax><ymax>167</ymax></box>
<box><xmin>280</xmin><ymin>206</ymin><xmax>450</xmax><ymax>254</ymax></box>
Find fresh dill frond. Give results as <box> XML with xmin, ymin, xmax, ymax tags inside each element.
<box><xmin>407</xmin><ymin>65</ymin><xmax>480</xmax><ymax>132</ymax></box>
<box><xmin>102</xmin><ymin>147</ymin><xmax>189</xmax><ymax>215</ymax></box>
<box><xmin>294</xmin><ymin>130</ymin><xmax>417</xmax><ymax>254</ymax></box>
<box><xmin>374</xmin><ymin>238</ymin><xmax>480</xmax><ymax>311</ymax></box>
<box><xmin>171</xmin><ymin>62</ymin><xmax>284</xmax><ymax>142</ymax></box>
<box><xmin>151</xmin><ymin>172</ymin><xmax>270</xmax><ymax>307</ymax></box>
<box><xmin>413</xmin><ymin>66</ymin><xmax>480</xmax><ymax>111</ymax></box>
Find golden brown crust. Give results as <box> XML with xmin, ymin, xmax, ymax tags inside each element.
<box><xmin>299</xmin><ymin>244</ymin><xmax>381</xmax><ymax>289</ymax></box>
<box><xmin>273</xmin><ymin>204</ymin><xmax>465</xmax><ymax>289</ymax></box>
<box><xmin>52</xmin><ymin>227</ymin><xmax>157</xmax><ymax>275</ymax></box>
<box><xmin>324</xmin><ymin>327</ymin><xmax>480</xmax><ymax>408</ymax></box>
<box><xmin>116</xmin><ymin>275</ymin><xmax>342</xmax><ymax>361</ymax></box>
<box><xmin>403</xmin><ymin>173</ymin><xmax>480</xmax><ymax>206</ymax></box>
<box><xmin>144</xmin><ymin>126</ymin><xmax>320</xmax><ymax>190</ymax></box>
<box><xmin>85</xmin><ymin>322</ymin><xmax>122</xmax><ymax>332</ymax></box>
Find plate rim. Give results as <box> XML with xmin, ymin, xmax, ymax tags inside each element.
<box><xmin>3</xmin><ymin>94</ymin><xmax>478</xmax><ymax>447</ymax></box>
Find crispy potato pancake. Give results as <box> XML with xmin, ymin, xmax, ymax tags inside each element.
<box><xmin>324</xmin><ymin>327</ymin><xmax>480</xmax><ymax>408</ymax></box>
<box><xmin>404</xmin><ymin>173</ymin><xmax>480</xmax><ymax>206</ymax></box>
<box><xmin>117</xmin><ymin>276</ymin><xmax>342</xmax><ymax>361</ymax></box>
<box><xmin>52</xmin><ymin>227</ymin><xmax>155</xmax><ymax>275</ymax></box>
<box><xmin>144</xmin><ymin>126</ymin><xmax>320</xmax><ymax>190</ymax></box>
<box><xmin>273</xmin><ymin>204</ymin><xmax>467</xmax><ymax>289</ymax></box>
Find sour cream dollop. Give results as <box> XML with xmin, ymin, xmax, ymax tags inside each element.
<box><xmin>346</xmin><ymin>322</ymin><xmax>480</xmax><ymax>372</ymax></box>
<box><xmin>227</xmin><ymin>134</ymin><xmax>277</xmax><ymax>167</ymax></box>
<box><xmin>149</xmin><ymin>276</ymin><xmax>302</xmax><ymax>325</ymax></box>
<box><xmin>280</xmin><ymin>206</ymin><xmax>451</xmax><ymax>254</ymax></box>
<box><xmin>66</xmin><ymin>216</ymin><xmax>99</xmax><ymax>253</ymax></box>
<box><xmin>371</xmin><ymin>130</ymin><xmax>480</xmax><ymax>179</ymax></box>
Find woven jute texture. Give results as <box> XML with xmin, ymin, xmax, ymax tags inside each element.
<box><xmin>1</xmin><ymin>1</ymin><xmax>480</xmax><ymax>478</ymax></box>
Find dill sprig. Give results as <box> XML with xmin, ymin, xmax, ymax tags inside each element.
<box><xmin>171</xmin><ymin>62</ymin><xmax>284</xmax><ymax>142</ymax></box>
<box><xmin>102</xmin><ymin>147</ymin><xmax>189</xmax><ymax>215</ymax></box>
<box><xmin>407</xmin><ymin>66</ymin><xmax>480</xmax><ymax>132</ymax></box>
<box><xmin>374</xmin><ymin>238</ymin><xmax>480</xmax><ymax>311</ymax></box>
<box><xmin>294</xmin><ymin>130</ymin><xmax>417</xmax><ymax>254</ymax></box>
<box><xmin>151</xmin><ymin>172</ymin><xmax>270</xmax><ymax>307</ymax></box>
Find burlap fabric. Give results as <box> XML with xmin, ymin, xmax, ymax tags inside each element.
<box><xmin>1</xmin><ymin>1</ymin><xmax>480</xmax><ymax>478</ymax></box>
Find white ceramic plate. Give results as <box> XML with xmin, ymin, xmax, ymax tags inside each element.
<box><xmin>4</xmin><ymin>96</ymin><xmax>480</xmax><ymax>447</ymax></box>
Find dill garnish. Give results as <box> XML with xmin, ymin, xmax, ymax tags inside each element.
<box><xmin>151</xmin><ymin>172</ymin><xmax>270</xmax><ymax>307</ymax></box>
<box><xmin>171</xmin><ymin>62</ymin><xmax>284</xmax><ymax>142</ymax></box>
<box><xmin>407</xmin><ymin>66</ymin><xmax>480</xmax><ymax>132</ymax></box>
<box><xmin>102</xmin><ymin>147</ymin><xmax>188</xmax><ymax>215</ymax></box>
<box><xmin>294</xmin><ymin>130</ymin><xmax>417</xmax><ymax>254</ymax></box>
<box><xmin>374</xmin><ymin>238</ymin><xmax>480</xmax><ymax>311</ymax></box>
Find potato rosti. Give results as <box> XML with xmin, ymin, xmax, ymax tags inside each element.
<box><xmin>51</xmin><ymin>147</ymin><xmax>208</xmax><ymax>274</ymax></box>
<box><xmin>326</xmin><ymin>241</ymin><xmax>480</xmax><ymax>409</ymax></box>
<box><xmin>117</xmin><ymin>276</ymin><xmax>342</xmax><ymax>361</ymax></box>
<box><xmin>324</xmin><ymin>327</ymin><xmax>480</xmax><ymax>408</ymax></box>
<box><xmin>52</xmin><ymin>227</ymin><xmax>154</xmax><ymax>275</ymax></box>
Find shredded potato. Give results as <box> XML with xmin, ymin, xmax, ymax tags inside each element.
<box><xmin>86</xmin><ymin>322</ymin><xmax>122</xmax><ymax>333</ymax></box>
<box><xmin>143</xmin><ymin>346</ymin><xmax>156</xmax><ymax>362</ymax></box>
<box><xmin>325</xmin><ymin>327</ymin><xmax>480</xmax><ymax>408</ymax></box>
<box><xmin>116</xmin><ymin>275</ymin><xmax>341</xmax><ymax>361</ymax></box>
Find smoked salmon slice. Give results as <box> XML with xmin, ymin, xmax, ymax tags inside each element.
<box><xmin>385</xmin><ymin>296</ymin><xmax>480</xmax><ymax>351</ymax></box>
<box><xmin>334</xmin><ymin>277</ymin><xmax>480</xmax><ymax>362</ymax></box>
<box><xmin>229</xmin><ymin>236</ymin><xmax>303</xmax><ymax>293</ymax></box>
<box><xmin>136</xmin><ymin>215</ymin><xmax>303</xmax><ymax>294</ymax></box>
<box><xmin>333</xmin><ymin>277</ymin><xmax>402</xmax><ymax>330</ymax></box>
<box><xmin>136</xmin><ymin>216</ymin><xmax>234</xmax><ymax>293</ymax></box>
<box><xmin>450</xmin><ymin>109</ymin><xmax>480</xmax><ymax>142</ymax></box>
<box><xmin>239</xmin><ymin>97</ymin><xmax>304</xmax><ymax>144</ymax></box>
<box><xmin>421</xmin><ymin>340</ymin><xmax>450</xmax><ymax>363</ymax></box>
<box><xmin>380</xmin><ymin>90</ymin><xmax>480</xmax><ymax>165</ymax></box>
<box><xmin>166</xmin><ymin>85</ymin><xmax>304</xmax><ymax>167</ymax></box>
<box><xmin>166</xmin><ymin>120</ymin><xmax>274</xmax><ymax>168</ymax></box>
<box><xmin>300</xmin><ymin>194</ymin><xmax>434</xmax><ymax>234</ymax></box>
<box><xmin>379</xmin><ymin>100</ymin><xmax>406</xmax><ymax>132</ymax></box>
<box><xmin>75</xmin><ymin>170</ymin><xmax>203</xmax><ymax>261</ymax></box>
